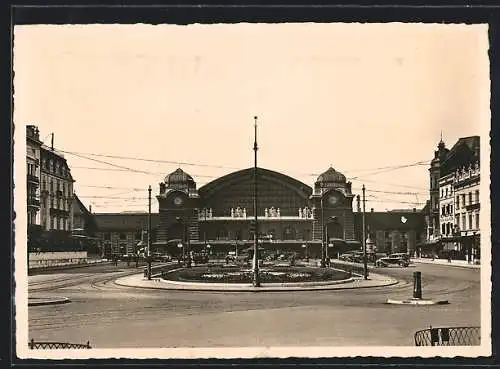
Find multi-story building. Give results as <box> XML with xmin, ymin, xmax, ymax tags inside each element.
<box><xmin>26</xmin><ymin>125</ymin><xmax>42</xmax><ymax>226</ymax></box>
<box><xmin>422</xmin><ymin>136</ymin><xmax>480</xmax><ymax>261</ymax></box>
<box><xmin>439</xmin><ymin>172</ymin><xmax>455</xmax><ymax>238</ymax></box>
<box><xmin>71</xmin><ymin>195</ymin><xmax>100</xmax><ymax>255</ymax></box>
<box><xmin>39</xmin><ymin>143</ymin><xmax>75</xmax><ymax>233</ymax></box>
<box><xmin>353</xmin><ymin>208</ymin><xmax>426</xmax><ymax>256</ymax></box>
<box><xmin>427</xmin><ymin>139</ymin><xmax>449</xmax><ymax>242</ymax></box>
<box><xmin>93</xmin><ymin>213</ymin><xmax>159</xmax><ymax>258</ymax></box>
<box><xmin>154</xmin><ymin>166</ymin><xmax>358</xmax><ymax>258</ymax></box>
<box><xmin>91</xmin><ymin>166</ymin><xmax>427</xmax><ymax>259</ymax></box>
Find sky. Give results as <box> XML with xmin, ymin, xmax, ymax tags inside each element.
<box><xmin>13</xmin><ymin>23</ymin><xmax>490</xmax><ymax>213</ymax></box>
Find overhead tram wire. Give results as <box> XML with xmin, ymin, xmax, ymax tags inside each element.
<box><xmin>58</xmin><ymin>150</ymin><xmax>242</xmax><ymax>171</ymax></box>
<box><xmin>60</xmin><ymin>148</ymin><xmax>430</xmax><ymax>179</ymax></box>
<box><xmin>61</xmin><ymin>147</ymin><xmax>432</xmax><ymax>192</ymax></box>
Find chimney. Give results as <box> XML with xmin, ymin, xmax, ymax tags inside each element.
<box><xmin>371</xmin><ymin>208</ymin><xmax>374</xmax><ymax>212</ymax></box>
<box><xmin>356</xmin><ymin>195</ymin><xmax>361</xmax><ymax>212</ymax></box>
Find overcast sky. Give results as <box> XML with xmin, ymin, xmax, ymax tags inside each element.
<box><xmin>14</xmin><ymin>23</ymin><xmax>489</xmax><ymax>213</ymax></box>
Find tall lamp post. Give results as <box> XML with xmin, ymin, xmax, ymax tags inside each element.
<box><xmin>320</xmin><ymin>197</ymin><xmax>326</xmax><ymax>268</ymax></box>
<box><xmin>252</xmin><ymin>116</ymin><xmax>260</xmax><ymax>287</ymax></box>
<box><xmin>362</xmin><ymin>184</ymin><xmax>368</xmax><ymax>280</ymax></box>
<box><xmin>147</xmin><ymin>185</ymin><xmax>152</xmax><ymax>280</ymax></box>
<box><xmin>176</xmin><ymin>217</ymin><xmax>191</xmax><ymax>268</ymax></box>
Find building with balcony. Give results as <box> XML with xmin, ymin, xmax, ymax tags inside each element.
<box><xmin>26</xmin><ymin>125</ymin><xmax>42</xmax><ymax>226</ymax></box>
<box><xmin>39</xmin><ymin>143</ymin><xmax>75</xmax><ymax>233</ymax></box>
<box><xmin>422</xmin><ymin>136</ymin><xmax>481</xmax><ymax>261</ymax></box>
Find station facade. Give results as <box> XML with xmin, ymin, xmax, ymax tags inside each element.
<box><xmin>154</xmin><ymin>166</ymin><xmax>358</xmax><ymax>258</ymax></box>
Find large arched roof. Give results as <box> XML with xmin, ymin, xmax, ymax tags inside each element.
<box><xmin>198</xmin><ymin>167</ymin><xmax>313</xmax><ymax>199</ymax></box>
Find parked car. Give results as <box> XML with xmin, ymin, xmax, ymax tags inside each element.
<box><xmin>160</xmin><ymin>254</ymin><xmax>172</xmax><ymax>262</ymax></box>
<box><xmin>375</xmin><ymin>255</ymin><xmax>410</xmax><ymax>268</ymax></box>
<box><xmin>193</xmin><ymin>253</ymin><xmax>209</xmax><ymax>264</ymax></box>
<box><xmin>388</xmin><ymin>253</ymin><xmax>411</xmax><ymax>263</ymax></box>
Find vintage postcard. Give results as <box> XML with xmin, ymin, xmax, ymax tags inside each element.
<box><xmin>13</xmin><ymin>22</ymin><xmax>491</xmax><ymax>359</ymax></box>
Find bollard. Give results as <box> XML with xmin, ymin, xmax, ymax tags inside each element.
<box><xmin>413</xmin><ymin>271</ymin><xmax>422</xmax><ymax>299</ymax></box>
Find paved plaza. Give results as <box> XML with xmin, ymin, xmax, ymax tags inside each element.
<box><xmin>26</xmin><ymin>260</ymin><xmax>481</xmax><ymax>348</ymax></box>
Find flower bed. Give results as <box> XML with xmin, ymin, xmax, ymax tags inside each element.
<box><xmin>162</xmin><ymin>266</ymin><xmax>349</xmax><ymax>284</ymax></box>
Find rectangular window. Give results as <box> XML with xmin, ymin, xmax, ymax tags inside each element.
<box><xmin>462</xmin><ymin>215</ymin><xmax>466</xmax><ymax>231</ymax></box>
<box><xmin>50</xmin><ymin>216</ymin><xmax>54</xmax><ymax>229</ymax></box>
<box><xmin>475</xmin><ymin>190</ymin><xmax>480</xmax><ymax>204</ymax></box>
<box><xmin>104</xmin><ymin>233</ymin><xmax>111</xmax><ymax>241</ymax></box>
<box><xmin>119</xmin><ymin>233</ymin><xmax>126</xmax><ymax>240</ymax></box>
<box><xmin>455</xmin><ymin>215</ymin><xmax>460</xmax><ymax>230</ymax></box>
<box><xmin>468</xmin><ymin>192</ymin><xmax>473</xmax><ymax>205</ymax></box>
<box><xmin>462</xmin><ymin>194</ymin><xmax>466</xmax><ymax>207</ymax></box>
<box><xmin>456</xmin><ymin>196</ymin><xmax>460</xmax><ymax>210</ymax></box>
<box><xmin>468</xmin><ymin>213</ymin><xmax>473</xmax><ymax>230</ymax></box>
<box><xmin>476</xmin><ymin>213</ymin><xmax>480</xmax><ymax>229</ymax></box>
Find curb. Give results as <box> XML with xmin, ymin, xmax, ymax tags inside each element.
<box><xmin>28</xmin><ymin>261</ymin><xmax>112</xmax><ymax>275</ymax></box>
<box><xmin>411</xmin><ymin>260</ymin><xmax>480</xmax><ymax>270</ymax></box>
<box><xmin>386</xmin><ymin>298</ymin><xmax>449</xmax><ymax>306</ymax></box>
<box><xmin>28</xmin><ymin>296</ymin><xmax>71</xmax><ymax>306</ymax></box>
<box><xmin>114</xmin><ymin>272</ymin><xmax>400</xmax><ymax>292</ymax></box>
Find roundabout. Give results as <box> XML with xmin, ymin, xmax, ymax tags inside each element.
<box><xmin>114</xmin><ymin>263</ymin><xmax>400</xmax><ymax>292</ymax></box>
<box><xmin>162</xmin><ymin>265</ymin><xmax>351</xmax><ymax>284</ymax></box>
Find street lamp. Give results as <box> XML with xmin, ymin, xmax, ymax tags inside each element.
<box><xmin>323</xmin><ymin>215</ymin><xmax>337</xmax><ymax>265</ymax></box>
<box><xmin>147</xmin><ymin>185</ymin><xmax>152</xmax><ymax>280</ymax></box>
<box><xmin>177</xmin><ymin>242</ymin><xmax>183</xmax><ymax>263</ymax></box>
<box><xmin>320</xmin><ymin>196</ymin><xmax>326</xmax><ymax>268</ymax></box>
<box><xmin>176</xmin><ymin>217</ymin><xmax>191</xmax><ymax>268</ymax></box>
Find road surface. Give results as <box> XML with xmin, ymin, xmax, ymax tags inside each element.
<box><xmin>27</xmin><ymin>262</ymin><xmax>480</xmax><ymax>348</ymax></box>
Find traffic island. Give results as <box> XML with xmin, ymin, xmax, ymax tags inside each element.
<box><xmin>386</xmin><ymin>271</ymin><xmax>449</xmax><ymax>306</ymax></box>
<box><xmin>386</xmin><ymin>298</ymin><xmax>449</xmax><ymax>305</ymax></box>
<box><xmin>28</xmin><ymin>296</ymin><xmax>71</xmax><ymax>306</ymax></box>
<box><xmin>114</xmin><ymin>269</ymin><xmax>400</xmax><ymax>292</ymax></box>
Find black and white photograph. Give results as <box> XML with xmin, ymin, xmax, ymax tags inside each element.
<box><xmin>13</xmin><ymin>22</ymin><xmax>491</xmax><ymax>359</ymax></box>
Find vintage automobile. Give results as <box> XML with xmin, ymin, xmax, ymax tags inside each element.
<box><xmin>388</xmin><ymin>253</ymin><xmax>411</xmax><ymax>263</ymax></box>
<box><xmin>192</xmin><ymin>252</ymin><xmax>209</xmax><ymax>264</ymax></box>
<box><xmin>375</xmin><ymin>254</ymin><xmax>410</xmax><ymax>268</ymax></box>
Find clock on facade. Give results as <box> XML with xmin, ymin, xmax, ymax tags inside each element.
<box><xmin>173</xmin><ymin>196</ymin><xmax>184</xmax><ymax>206</ymax></box>
<box><xmin>328</xmin><ymin>194</ymin><xmax>339</xmax><ymax>205</ymax></box>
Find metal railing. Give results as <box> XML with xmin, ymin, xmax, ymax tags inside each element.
<box><xmin>414</xmin><ymin>326</ymin><xmax>480</xmax><ymax>346</ymax></box>
<box><xmin>29</xmin><ymin>339</ymin><xmax>91</xmax><ymax>349</ymax></box>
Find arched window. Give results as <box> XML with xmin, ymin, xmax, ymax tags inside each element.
<box><xmin>283</xmin><ymin>226</ymin><xmax>296</xmax><ymax>240</ymax></box>
<box><xmin>216</xmin><ymin>228</ymin><xmax>228</xmax><ymax>240</ymax></box>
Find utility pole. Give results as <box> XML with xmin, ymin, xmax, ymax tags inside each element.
<box><xmin>362</xmin><ymin>184</ymin><xmax>368</xmax><ymax>280</ymax></box>
<box><xmin>147</xmin><ymin>185</ymin><xmax>152</xmax><ymax>280</ymax></box>
<box><xmin>321</xmin><ymin>196</ymin><xmax>325</xmax><ymax>268</ymax></box>
<box><xmin>253</xmin><ymin>116</ymin><xmax>260</xmax><ymax>287</ymax></box>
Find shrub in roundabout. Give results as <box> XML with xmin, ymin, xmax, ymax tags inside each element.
<box><xmin>162</xmin><ymin>266</ymin><xmax>349</xmax><ymax>284</ymax></box>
